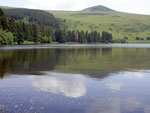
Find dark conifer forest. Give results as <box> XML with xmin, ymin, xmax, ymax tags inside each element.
<box><xmin>0</xmin><ymin>8</ymin><xmax>114</xmax><ymax>45</ymax></box>
<box><xmin>3</xmin><ymin>8</ymin><xmax>59</xmax><ymax>28</ymax></box>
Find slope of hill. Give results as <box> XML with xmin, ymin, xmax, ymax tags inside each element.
<box><xmin>50</xmin><ymin>5</ymin><xmax>150</xmax><ymax>42</ymax></box>
<box><xmin>0</xmin><ymin>6</ymin><xmax>14</xmax><ymax>9</ymax></box>
<box><xmin>3</xmin><ymin>8</ymin><xmax>59</xmax><ymax>28</ymax></box>
<box><xmin>1</xmin><ymin>5</ymin><xmax>150</xmax><ymax>42</ymax></box>
<box><xmin>82</xmin><ymin>5</ymin><xmax>114</xmax><ymax>12</ymax></box>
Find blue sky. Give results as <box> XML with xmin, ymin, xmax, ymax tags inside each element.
<box><xmin>1</xmin><ymin>0</ymin><xmax>150</xmax><ymax>15</ymax></box>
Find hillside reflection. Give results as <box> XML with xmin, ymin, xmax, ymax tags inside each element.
<box><xmin>1</xmin><ymin>47</ymin><xmax>150</xmax><ymax>79</ymax></box>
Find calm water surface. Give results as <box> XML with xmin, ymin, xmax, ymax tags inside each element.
<box><xmin>0</xmin><ymin>44</ymin><xmax>150</xmax><ymax>113</ymax></box>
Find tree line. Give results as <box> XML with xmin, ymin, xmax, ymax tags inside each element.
<box><xmin>0</xmin><ymin>8</ymin><xmax>113</xmax><ymax>45</ymax></box>
<box><xmin>55</xmin><ymin>30</ymin><xmax>112</xmax><ymax>43</ymax></box>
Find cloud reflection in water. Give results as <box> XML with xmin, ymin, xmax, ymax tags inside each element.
<box><xmin>85</xmin><ymin>97</ymin><xmax>141</xmax><ymax>113</ymax></box>
<box><xmin>106</xmin><ymin>83</ymin><xmax>122</xmax><ymax>91</ymax></box>
<box><xmin>122</xmin><ymin>71</ymin><xmax>145</xmax><ymax>79</ymax></box>
<box><xmin>30</xmin><ymin>72</ymin><xmax>86</xmax><ymax>98</ymax></box>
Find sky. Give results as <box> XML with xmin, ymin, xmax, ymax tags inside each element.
<box><xmin>0</xmin><ymin>0</ymin><xmax>150</xmax><ymax>15</ymax></box>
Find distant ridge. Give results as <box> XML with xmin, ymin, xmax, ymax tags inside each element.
<box><xmin>0</xmin><ymin>6</ymin><xmax>14</xmax><ymax>9</ymax></box>
<box><xmin>82</xmin><ymin>5</ymin><xmax>114</xmax><ymax>12</ymax></box>
<box><xmin>0</xmin><ymin>7</ymin><xmax>60</xmax><ymax>28</ymax></box>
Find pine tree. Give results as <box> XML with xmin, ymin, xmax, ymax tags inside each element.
<box><xmin>98</xmin><ymin>33</ymin><xmax>101</xmax><ymax>42</ymax></box>
<box><xmin>71</xmin><ymin>31</ymin><xmax>75</xmax><ymax>42</ymax></box>
<box><xmin>16</xmin><ymin>21</ymin><xmax>24</xmax><ymax>44</ymax></box>
<box><xmin>33</xmin><ymin>24</ymin><xmax>41</xmax><ymax>42</ymax></box>
<box><xmin>102</xmin><ymin>31</ymin><xmax>112</xmax><ymax>43</ymax></box>
<box><xmin>25</xmin><ymin>24</ymin><xmax>32</xmax><ymax>41</ymax></box>
<box><xmin>0</xmin><ymin>16</ymin><xmax>8</xmax><ymax>30</ymax></box>
<box><xmin>74</xmin><ymin>31</ymin><xmax>78</xmax><ymax>42</ymax></box>
<box><xmin>55</xmin><ymin>29</ymin><xmax>62</xmax><ymax>43</ymax></box>
<box><xmin>66</xmin><ymin>31</ymin><xmax>71</xmax><ymax>42</ymax></box>
<box><xmin>0</xmin><ymin>8</ymin><xmax>4</xmax><ymax>17</ymax></box>
<box><xmin>8</xmin><ymin>16</ymin><xmax>16</xmax><ymax>33</ymax></box>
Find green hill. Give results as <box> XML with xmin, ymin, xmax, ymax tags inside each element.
<box><xmin>82</xmin><ymin>5</ymin><xmax>114</xmax><ymax>12</ymax></box>
<box><xmin>1</xmin><ymin>5</ymin><xmax>150</xmax><ymax>42</ymax></box>
<box><xmin>1</xmin><ymin>7</ymin><xmax>59</xmax><ymax>28</ymax></box>
<box><xmin>50</xmin><ymin>5</ymin><xmax>150</xmax><ymax>42</ymax></box>
<box><xmin>0</xmin><ymin>6</ymin><xmax>14</xmax><ymax>9</ymax></box>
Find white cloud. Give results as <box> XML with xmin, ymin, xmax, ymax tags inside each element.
<box><xmin>2</xmin><ymin>0</ymin><xmax>150</xmax><ymax>14</ymax></box>
<box><xmin>106</xmin><ymin>0</ymin><xmax>130</xmax><ymax>4</ymax></box>
<box><xmin>30</xmin><ymin>72</ymin><xmax>86</xmax><ymax>98</ymax></box>
<box><xmin>27</xmin><ymin>0</ymin><xmax>87</xmax><ymax>10</ymax></box>
<box><xmin>105</xmin><ymin>0</ymin><xmax>150</xmax><ymax>14</ymax></box>
<box><xmin>27</xmin><ymin>0</ymin><xmax>150</xmax><ymax>15</ymax></box>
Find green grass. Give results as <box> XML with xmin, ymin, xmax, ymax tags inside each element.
<box><xmin>14</xmin><ymin>41</ymin><xmax>39</xmax><ymax>45</ymax></box>
<box><xmin>49</xmin><ymin>10</ymin><xmax>150</xmax><ymax>42</ymax></box>
<box><xmin>23</xmin><ymin>41</ymin><xmax>37</xmax><ymax>44</ymax></box>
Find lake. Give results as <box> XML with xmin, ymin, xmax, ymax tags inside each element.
<box><xmin>0</xmin><ymin>44</ymin><xmax>150</xmax><ymax>113</ymax></box>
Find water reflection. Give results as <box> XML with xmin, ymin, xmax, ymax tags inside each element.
<box><xmin>0</xmin><ymin>70</ymin><xmax>150</xmax><ymax>113</ymax></box>
<box><xmin>0</xmin><ymin>45</ymin><xmax>150</xmax><ymax>112</ymax></box>
<box><xmin>85</xmin><ymin>97</ymin><xmax>141</xmax><ymax>113</ymax></box>
<box><xmin>0</xmin><ymin>47</ymin><xmax>150</xmax><ymax>79</ymax></box>
<box><xmin>102</xmin><ymin>48</ymin><xmax>112</xmax><ymax>56</ymax></box>
<box><xmin>106</xmin><ymin>83</ymin><xmax>123</xmax><ymax>91</ymax></box>
<box><xmin>121</xmin><ymin>71</ymin><xmax>145</xmax><ymax>79</ymax></box>
<box><xmin>30</xmin><ymin>72</ymin><xmax>86</xmax><ymax>98</ymax></box>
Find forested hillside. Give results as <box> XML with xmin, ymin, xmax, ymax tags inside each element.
<box><xmin>0</xmin><ymin>8</ymin><xmax>56</xmax><ymax>44</ymax></box>
<box><xmin>0</xmin><ymin>8</ymin><xmax>113</xmax><ymax>45</ymax></box>
<box><xmin>1</xmin><ymin>5</ymin><xmax>150</xmax><ymax>45</ymax></box>
<box><xmin>3</xmin><ymin>8</ymin><xmax>59</xmax><ymax>28</ymax></box>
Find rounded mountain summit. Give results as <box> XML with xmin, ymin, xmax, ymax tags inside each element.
<box><xmin>82</xmin><ymin>5</ymin><xmax>114</xmax><ymax>12</ymax></box>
